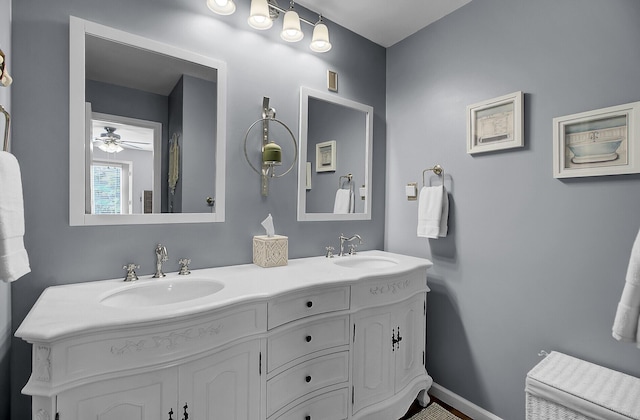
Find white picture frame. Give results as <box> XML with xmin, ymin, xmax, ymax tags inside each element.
<box><xmin>553</xmin><ymin>101</ymin><xmax>640</xmax><ymax>178</ymax></box>
<box><xmin>315</xmin><ymin>140</ymin><xmax>336</xmax><ymax>172</ymax></box>
<box><xmin>467</xmin><ymin>91</ymin><xmax>524</xmax><ymax>154</ymax></box>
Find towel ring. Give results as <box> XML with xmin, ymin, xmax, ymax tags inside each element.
<box><xmin>339</xmin><ymin>173</ymin><xmax>354</xmax><ymax>194</ymax></box>
<box><xmin>338</xmin><ymin>173</ymin><xmax>353</xmax><ymax>187</ymax></box>
<box><xmin>422</xmin><ymin>164</ymin><xmax>444</xmax><ymax>186</ymax></box>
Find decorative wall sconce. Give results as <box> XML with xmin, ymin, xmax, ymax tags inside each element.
<box><xmin>244</xmin><ymin>97</ymin><xmax>298</xmax><ymax>196</ymax></box>
<box><xmin>207</xmin><ymin>0</ymin><xmax>332</xmax><ymax>53</ymax></box>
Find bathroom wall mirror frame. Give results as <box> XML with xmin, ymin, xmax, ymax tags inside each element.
<box><xmin>297</xmin><ymin>87</ymin><xmax>373</xmax><ymax>221</ymax></box>
<box><xmin>69</xmin><ymin>16</ymin><xmax>227</xmax><ymax>225</ymax></box>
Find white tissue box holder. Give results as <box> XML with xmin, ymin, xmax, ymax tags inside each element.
<box><xmin>253</xmin><ymin>235</ymin><xmax>288</xmax><ymax>268</ymax></box>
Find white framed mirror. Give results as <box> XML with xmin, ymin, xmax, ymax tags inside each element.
<box><xmin>297</xmin><ymin>87</ymin><xmax>373</xmax><ymax>221</ymax></box>
<box><xmin>69</xmin><ymin>17</ymin><xmax>227</xmax><ymax>225</ymax></box>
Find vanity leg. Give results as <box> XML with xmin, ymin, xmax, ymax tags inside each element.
<box><xmin>417</xmin><ymin>389</ymin><xmax>431</xmax><ymax>407</ymax></box>
<box><xmin>32</xmin><ymin>396</ymin><xmax>56</xmax><ymax>420</ymax></box>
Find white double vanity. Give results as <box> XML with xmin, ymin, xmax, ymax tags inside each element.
<box><xmin>17</xmin><ymin>251</ymin><xmax>433</xmax><ymax>420</ymax></box>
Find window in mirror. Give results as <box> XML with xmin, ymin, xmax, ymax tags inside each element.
<box><xmin>297</xmin><ymin>87</ymin><xmax>373</xmax><ymax>221</ymax></box>
<box><xmin>69</xmin><ymin>17</ymin><xmax>227</xmax><ymax>225</ymax></box>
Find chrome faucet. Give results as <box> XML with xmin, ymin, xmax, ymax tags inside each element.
<box><xmin>153</xmin><ymin>244</ymin><xmax>168</xmax><ymax>278</ymax></box>
<box><xmin>339</xmin><ymin>234</ymin><xmax>363</xmax><ymax>256</ymax></box>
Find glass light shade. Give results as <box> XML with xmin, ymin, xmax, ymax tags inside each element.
<box><xmin>310</xmin><ymin>23</ymin><xmax>331</xmax><ymax>52</ymax></box>
<box><xmin>248</xmin><ymin>0</ymin><xmax>273</xmax><ymax>30</ymax></box>
<box><xmin>281</xmin><ymin>10</ymin><xmax>304</xmax><ymax>42</ymax></box>
<box><xmin>97</xmin><ymin>142</ymin><xmax>124</xmax><ymax>153</ymax></box>
<box><xmin>207</xmin><ymin>0</ymin><xmax>236</xmax><ymax>15</ymax></box>
<box><xmin>262</xmin><ymin>142</ymin><xmax>282</xmax><ymax>165</ymax></box>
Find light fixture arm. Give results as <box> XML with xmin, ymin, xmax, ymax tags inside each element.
<box><xmin>266</xmin><ymin>0</ymin><xmax>317</xmax><ymax>26</ymax></box>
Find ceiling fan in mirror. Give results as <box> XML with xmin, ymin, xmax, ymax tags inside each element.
<box><xmin>93</xmin><ymin>126</ymin><xmax>151</xmax><ymax>153</ymax></box>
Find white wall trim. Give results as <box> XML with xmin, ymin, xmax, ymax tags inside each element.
<box><xmin>430</xmin><ymin>382</ymin><xmax>504</xmax><ymax>420</ymax></box>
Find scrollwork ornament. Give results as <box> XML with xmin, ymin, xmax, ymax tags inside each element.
<box><xmin>35</xmin><ymin>409</ymin><xmax>50</xmax><ymax>420</ymax></box>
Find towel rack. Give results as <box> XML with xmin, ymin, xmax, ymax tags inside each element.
<box><xmin>422</xmin><ymin>164</ymin><xmax>444</xmax><ymax>186</ymax></box>
<box><xmin>339</xmin><ymin>173</ymin><xmax>354</xmax><ymax>194</ymax></box>
<box><xmin>1</xmin><ymin>104</ymin><xmax>9</xmax><ymax>152</ymax></box>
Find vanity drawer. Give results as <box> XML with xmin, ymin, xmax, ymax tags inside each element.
<box><xmin>267</xmin><ymin>315</ymin><xmax>350</xmax><ymax>372</ymax></box>
<box><xmin>268</xmin><ymin>287</ymin><xmax>350</xmax><ymax>329</ymax></box>
<box><xmin>267</xmin><ymin>351</ymin><xmax>349</xmax><ymax>416</ymax></box>
<box><xmin>271</xmin><ymin>388</ymin><xmax>349</xmax><ymax>420</ymax></box>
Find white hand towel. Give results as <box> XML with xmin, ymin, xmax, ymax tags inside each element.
<box><xmin>0</xmin><ymin>151</ymin><xmax>30</xmax><ymax>282</ymax></box>
<box><xmin>417</xmin><ymin>185</ymin><xmax>449</xmax><ymax>239</ymax></box>
<box><xmin>333</xmin><ymin>189</ymin><xmax>352</xmax><ymax>214</ymax></box>
<box><xmin>439</xmin><ymin>187</ymin><xmax>449</xmax><ymax>238</ymax></box>
<box><xmin>613</xmin><ymin>228</ymin><xmax>640</xmax><ymax>346</ymax></box>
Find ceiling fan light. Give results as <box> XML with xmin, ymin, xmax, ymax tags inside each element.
<box><xmin>248</xmin><ymin>0</ymin><xmax>273</xmax><ymax>30</ymax></box>
<box><xmin>97</xmin><ymin>142</ymin><xmax>124</xmax><ymax>153</ymax></box>
<box><xmin>310</xmin><ymin>23</ymin><xmax>331</xmax><ymax>52</ymax></box>
<box><xmin>206</xmin><ymin>0</ymin><xmax>236</xmax><ymax>15</ymax></box>
<box><xmin>281</xmin><ymin>10</ymin><xmax>303</xmax><ymax>42</ymax></box>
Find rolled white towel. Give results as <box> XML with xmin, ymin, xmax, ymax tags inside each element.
<box><xmin>0</xmin><ymin>151</ymin><xmax>31</xmax><ymax>282</ymax></box>
<box><xmin>417</xmin><ymin>185</ymin><xmax>448</xmax><ymax>239</ymax></box>
<box><xmin>333</xmin><ymin>189</ymin><xmax>351</xmax><ymax>214</ymax></box>
<box><xmin>612</xmin><ymin>227</ymin><xmax>640</xmax><ymax>346</ymax></box>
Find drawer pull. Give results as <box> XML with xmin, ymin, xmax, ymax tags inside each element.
<box><xmin>305</xmin><ymin>375</ymin><xmax>312</xmax><ymax>383</ymax></box>
<box><xmin>305</xmin><ymin>416</ymin><xmax>311</xmax><ymax>420</ymax></box>
<box><xmin>306</xmin><ymin>301</ymin><xmax>313</xmax><ymax>308</ymax></box>
<box><xmin>305</xmin><ymin>335</ymin><xmax>312</xmax><ymax>342</ymax></box>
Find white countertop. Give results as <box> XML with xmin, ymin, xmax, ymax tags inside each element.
<box><xmin>16</xmin><ymin>250</ymin><xmax>432</xmax><ymax>342</ymax></box>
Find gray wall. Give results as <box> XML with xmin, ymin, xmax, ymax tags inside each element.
<box><xmin>386</xmin><ymin>0</ymin><xmax>640</xmax><ymax>418</ymax></box>
<box><xmin>0</xmin><ymin>0</ymin><xmax>11</xmax><ymax>417</ymax></box>
<box><xmin>8</xmin><ymin>0</ymin><xmax>386</xmax><ymax>418</ymax></box>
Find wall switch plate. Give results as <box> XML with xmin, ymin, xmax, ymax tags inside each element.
<box><xmin>328</xmin><ymin>70</ymin><xmax>338</xmax><ymax>92</ymax></box>
<box><xmin>406</xmin><ymin>182</ymin><xmax>418</xmax><ymax>201</ymax></box>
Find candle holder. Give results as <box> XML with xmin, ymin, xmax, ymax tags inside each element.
<box><xmin>243</xmin><ymin>97</ymin><xmax>298</xmax><ymax>196</ymax></box>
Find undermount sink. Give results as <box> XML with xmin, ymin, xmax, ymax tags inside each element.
<box><xmin>332</xmin><ymin>255</ymin><xmax>399</xmax><ymax>269</ymax></box>
<box><xmin>100</xmin><ymin>278</ymin><xmax>225</xmax><ymax>307</ymax></box>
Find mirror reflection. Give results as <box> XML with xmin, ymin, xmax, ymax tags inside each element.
<box><xmin>69</xmin><ymin>17</ymin><xmax>227</xmax><ymax>225</ymax></box>
<box><xmin>297</xmin><ymin>87</ymin><xmax>373</xmax><ymax>221</ymax></box>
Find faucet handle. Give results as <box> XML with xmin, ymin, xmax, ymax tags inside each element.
<box><xmin>123</xmin><ymin>264</ymin><xmax>140</xmax><ymax>282</ymax></box>
<box><xmin>325</xmin><ymin>246</ymin><xmax>335</xmax><ymax>258</ymax></box>
<box><xmin>178</xmin><ymin>258</ymin><xmax>191</xmax><ymax>275</ymax></box>
<box><xmin>348</xmin><ymin>244</ymin><xmax>358</xmax><ymax>255</ymax></box>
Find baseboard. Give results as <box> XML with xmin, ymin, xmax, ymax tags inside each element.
<box><xmin>429</xmin><ymin>382</ymin><xmax>504</xmax><ymax>420</ymax></box>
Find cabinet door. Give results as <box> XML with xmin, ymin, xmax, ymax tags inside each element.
<box><xmin>57</xmin><ymin>369</ymin><xmax>177</xmax><ymax>420</ymax></box>
<box><xmin>351</xmin><ymin>308</ymin><xmax>394</xmax><ymax>414</ymax></box>
<box><xmin>394</xmin><ymin>293</ymin><xmax>426</xmax><ymax>391</ymax></box>
<box><xmin>178</xmin><ymin>340</ymin><xmax>261</xmax><ymax>420</ymax></box>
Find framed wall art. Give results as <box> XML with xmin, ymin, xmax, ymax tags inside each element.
<box><xmin>315</xmin><ymin>140</ymin><xmax>336</xmax><ymax>172</ymax></box>
<box><xmin>467</xmin><ymin>91</ymin><xmax>524</xmax><ymax>154</ymax></box>
<box><xmin>553</xmin><ymin>101</ymin><xmax>640</xmax><ymax>178</ymax></box>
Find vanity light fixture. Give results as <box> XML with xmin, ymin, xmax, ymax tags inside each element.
<box><xmin>310</xmin><ymin>18</ymin><xmax>331</xmax><ymax>52</ymax></box>
<box><xmin>280</xmin><ymin>5</ymin><xmax>303</xmax><ymax>42</ymax></box>
<box><xmin>248</xmin><ymin>0</ymin><xmax>273</xmax><ymax>29</ymax></box>
<box><xmin>208</xmin><ymin>0</ymin><xmax>331</xmax><ymax>52</ymax></box>
<box><xmin>206</xmin><ymin>0</ymin><xmax>236</xmax><ymax>16</ymax></box>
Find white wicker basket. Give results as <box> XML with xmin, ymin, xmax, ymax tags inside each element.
<box><xmin>526</xmin><ymin>394</ymin><xmax>594</xmax><ymax>420</ymax></box>
<box><xmin>525</xmin><ymin>351</ymin><xmax>640</xmax><ymax>420</ymax></box>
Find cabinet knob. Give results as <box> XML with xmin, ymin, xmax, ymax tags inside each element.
<box><xmin>306</xmin><ymin>301</ymin><xmax>313</xmax><ymax>308</ymax></box>
<box><xmin>305</xmin><ymin>416</ymin><xmax>311</xmax><ymax>420</ymax></box>
<box><xmin>305</xmin><ymin>375</ymin><xmax>312</xmax><ymax>383</ymax></box>
<box><xmin>305</xmin><ymin>335</ymin><xmax>312</xmax><ymax>342</ymax></box>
